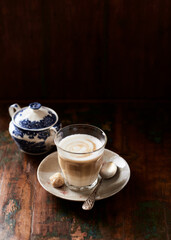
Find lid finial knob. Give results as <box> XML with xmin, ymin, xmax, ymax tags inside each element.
<box><xmin>29</xmin><ymin>102</ymin><xmax>41</xmax><ymax>110</ymax></box>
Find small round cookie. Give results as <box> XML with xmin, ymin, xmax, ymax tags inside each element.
<box><xmin>49</xmin><ymin>172</ymin><xmax>65</xmax><ymax>188</ymax></box>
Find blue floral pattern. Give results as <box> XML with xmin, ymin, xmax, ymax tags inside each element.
<box><xmin>14</xmin><ymin>111</ymin><xmax>56</xmax><ymax>129</ymax></box>
<box><xmin>9</xmin><ymin>102</ymin><xmax>61</xmax><ymax>155</ymax></box>
<box><xmin>13</xmin><ymin>137</ymin><xmax>46</xmax><ymax>154</ymax></box>
<box><xmin>9</xmin><ymin>120</ymin><xmax>61</xmax><ymax>155</ymax></box>
<box><xmin>12</xmin><ymin>121</ymin><xmax>60</xmax><ymax>140</ymax></box>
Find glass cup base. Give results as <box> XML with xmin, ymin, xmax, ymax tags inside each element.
<box><xmin>65</xmin><ymin>178</ymin><xmax>98</xmax><ymax>192</ymax></box>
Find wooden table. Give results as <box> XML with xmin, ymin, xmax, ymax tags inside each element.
<box><xmin>0</xmin><ymin>101</ymin><xmax>170</xmax><ymax>240</ymax></box>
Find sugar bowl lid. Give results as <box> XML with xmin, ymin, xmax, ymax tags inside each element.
<box><xmin>10</xmin><ymin>102</ymin><xmax>58</xmax><ymax>130</ymax></box>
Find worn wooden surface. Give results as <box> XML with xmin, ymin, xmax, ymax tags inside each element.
<box><xmin>0</xmin><ymin>101</ymin><xmax>170</xmax><ymax>240</ymax></box>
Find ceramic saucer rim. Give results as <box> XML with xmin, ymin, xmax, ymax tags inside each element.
<box><xmin>37</xmin><ymin>149</ymin><xmax>130</xmax><ymax>202</ymax></box>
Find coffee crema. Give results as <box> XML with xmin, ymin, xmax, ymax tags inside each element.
<box><xmin>58</xmin><ymin>134</ymin><xmax>103</xmax><ymax>160</ymax></box>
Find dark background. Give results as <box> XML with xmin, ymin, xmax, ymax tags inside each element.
<box><xmin>0</xmin><ymin>0</ymin><xmax>170</xmax><ymax>101</ymax></box>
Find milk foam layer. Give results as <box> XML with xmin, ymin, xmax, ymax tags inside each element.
<box><xmin>58</xmin><ymin>134</ymin><xmax>103</xmax><ymax>161</ymax></box>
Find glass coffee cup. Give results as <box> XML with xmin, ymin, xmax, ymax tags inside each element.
<box><xmin>54</xmin><ymin>124</ymin><xmax>107</xmax><ymax>191</ymax></box>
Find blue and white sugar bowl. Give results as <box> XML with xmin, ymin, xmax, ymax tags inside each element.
<box><xmin>9</xmin><ymin>102</ymin><xmax>61</xmax><ymax>155</ymax></box>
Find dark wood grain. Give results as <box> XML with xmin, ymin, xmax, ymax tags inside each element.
<box><xmin>0</xmin><ymin>0</ymin><xmax>170</xmax><ymax>100</ymax></box>
<box><xmin>0</xmin><ymin>100</ymin><xmax>170</xmax><ymax>239</ymax></box>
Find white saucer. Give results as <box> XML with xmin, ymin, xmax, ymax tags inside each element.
<box><xmin>37</xmin><ymin>149</ymin><xmax>130</xmax><ymax>201</ymax></box>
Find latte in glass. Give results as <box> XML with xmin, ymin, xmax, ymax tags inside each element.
<box><xmin>54</xmin><ymin>124</ymin><xmax>107</xmax><ymax>191</ymax></box>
